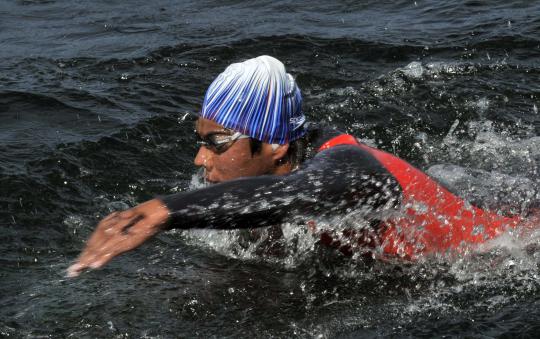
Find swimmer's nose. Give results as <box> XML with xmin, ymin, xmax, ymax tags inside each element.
<box><xmin>194</xmin><ymin>146</ymin><xmax>213</xmax><ymax>170</ymax></box>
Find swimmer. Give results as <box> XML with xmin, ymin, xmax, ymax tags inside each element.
<box><xmin>67</xmin><ymin>55</ymin><xmax>533</xmax><ymax>277</ymax></box>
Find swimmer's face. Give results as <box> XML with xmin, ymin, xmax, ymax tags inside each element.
<box><xmin>194</xmin><ymin>118</ymin><xmax>289</xmax><ymax>183</ymax></box>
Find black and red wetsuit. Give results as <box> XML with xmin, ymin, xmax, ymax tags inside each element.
<box><xmin>162</xmin><ymin>126</ymin><xmax>522</xmax><ymax>259</ymax></box>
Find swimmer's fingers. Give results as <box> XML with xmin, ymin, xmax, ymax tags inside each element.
<box><xmin>79</xmin><ymin>211</ymin><xmax>142</xmax><ymax>260</ymax></box>
<box><xmin>67</xmin><ymin>199</ymin><xmax>170</xmax><ymax>277</ymax></box>
<box><xmin>68</xmin><ymin>213</ymin><xmax>144</xmax><ymax>277</ymax></box>
<box><xmin>85</xmin><ymin>219</ymin><xmax>161</xmax><ymax>269</ymax></box>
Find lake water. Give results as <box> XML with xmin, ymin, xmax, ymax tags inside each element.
<box><xmin>1</xmin><ymin>0</ymin><xmax>540</xmax><ymax>337</ymax></box>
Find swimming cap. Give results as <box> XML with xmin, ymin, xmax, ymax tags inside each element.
<box><xmin>200</xmin><ymin>55</ymin><xmax>306</xmax><ymax>144</ymax></box>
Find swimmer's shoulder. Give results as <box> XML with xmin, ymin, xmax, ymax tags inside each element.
<box><xmin>303</xmin><ymin>122</ymin><xmax>343</xmax><ymax>151</ymax></box>
<box><xmin>301</xmin><ymin>123</ymin><xmax>385</xmax><ymax>170</ymax></box>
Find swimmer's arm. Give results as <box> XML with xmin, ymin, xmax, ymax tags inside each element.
<box><xmin>162</xmin><ymin>145</ymin><xmax>399</xmax><ymax>230</ymax></box>
<box><xmin>67</xmin><ymin>154</ymin><xmax>344</xmax><ymax>277</ymax></box>
<box><xmin>67</xmin><ymin>146</ymin><xmax>397</xmax><ymax>277</ymax></box>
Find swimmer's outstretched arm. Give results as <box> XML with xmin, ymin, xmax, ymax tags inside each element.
<box><xmin>162</xmin><ymin>146</ymin><xmax>398</xmax><ymax>229</ymax></box>
<box><xmin>68</xmin><ymin>146</ymin><xmax>398</xmax><ymax>277</ymax></box>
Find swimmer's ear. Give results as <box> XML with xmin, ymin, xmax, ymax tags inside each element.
<box><xmin>271</xmin><ymin>143</ymin><xmax>289</xmax><ymax>162</ymax></box>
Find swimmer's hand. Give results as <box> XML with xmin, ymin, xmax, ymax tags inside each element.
<box><xmin>67</xmin><ymin>199</ymin><xmax>169</xmax><ymax>278</ymax></box>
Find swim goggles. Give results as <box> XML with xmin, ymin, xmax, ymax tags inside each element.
<box><xmin>197</xmin><ymin>130</ymin><xmax>250</xmax><ymax>154</ymax></box>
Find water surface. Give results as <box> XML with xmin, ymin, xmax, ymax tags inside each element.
<box><xmin>1</xmin><ymin>0</ymin><xmax>540</xmax><ymax>337</ymax></box>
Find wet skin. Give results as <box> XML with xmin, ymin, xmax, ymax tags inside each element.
<box><xmin>67</xmin><ymin>118</ymin><xmax>290</xmax><ymax>277</ymax></box>
<box><xmin>194</xmin><ymin>118</ymin><xmax>291</xmax><ymax>182</ymax></box>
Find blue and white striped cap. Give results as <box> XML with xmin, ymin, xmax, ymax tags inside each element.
<box><xmin>200</xmin><ymin>55</ymin><xmax>306</xmax><ymax>145</ymax></box>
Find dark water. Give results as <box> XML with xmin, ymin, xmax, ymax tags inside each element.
<box><xmin>2</xmin><ymin>0</ymin><xmax>540</xmax><ymax>337</ymax></box>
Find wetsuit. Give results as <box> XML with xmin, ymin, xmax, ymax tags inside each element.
<box><xmin>162</xmin><ymin>126</ymin><xmax>522</xmax><ymax>259</ymax></box>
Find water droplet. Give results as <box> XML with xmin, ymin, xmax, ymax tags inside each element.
<box><xmin>402</xmin><ymin>61</ymin><xmax>424</xmax><ymax>79</ymax></box>
<box><xmin>472</xmin><ymin>224</ymin><xmax>484</xmax><ymax>236</ymax></box>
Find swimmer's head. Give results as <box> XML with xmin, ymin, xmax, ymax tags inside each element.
<box><xmin>200</xmin><ymin>55</ymin><xmax>306</xmax><ymax>145</ymax></box>
<box><xmin>194</xmin><ymin>56</ymin><xmax>307</xmax><ymax>183</ymax></box>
